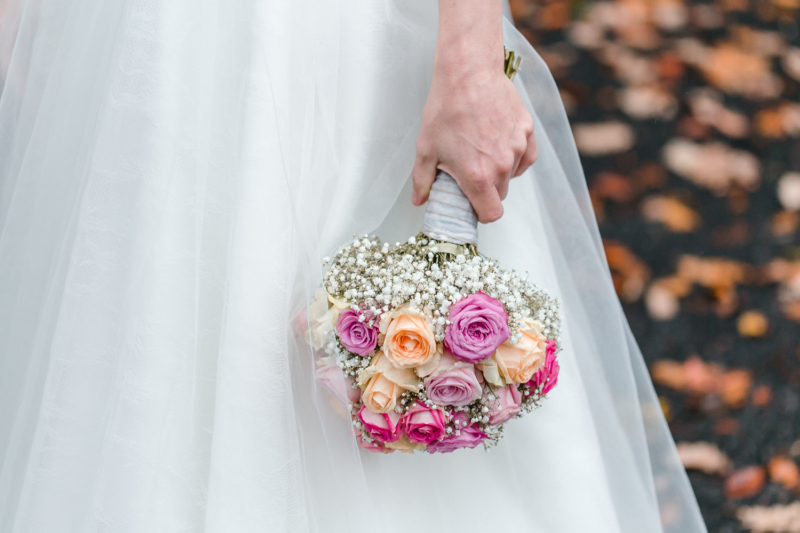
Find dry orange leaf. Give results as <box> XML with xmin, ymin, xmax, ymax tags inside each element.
<box><xmin>737</xmin><ymin>310</ymin><xmax>770</xmax><ymax>338</ymax></box>
<box><xmin>641</xmin><ymin>196</ymin><xmax>702</xmax><ymax>232</ymax></box>
<box><xmin>662</xmin><ymin>139</ymin><xmax>760</xmax><ymax>195</ymax></box>
<box><xmin>604</xmin><ymin>240</ymin><xmax>651</xmax><ymax>302</ymax></box>
<box><xmin>778</xmin><ymin>173</ymin><xmax>800</xmax><ymax>211</ymax></box>
<box><xmin>685</xmin><ymin>355</ymin><xmax>721</xmax><ymax>394</ymax></box>
<box><xmin>757</xmin><ymin>108</ymin><xmax>787</xmax><ymax>138</ymax></box>
<box><xmin>677</xmin><ymin>441</ymin><xmax>733</xmax><ymax>475</ymax></box>
<box><xmin>645</xmin><ymin>282</ymin><xmax>682</xmax><ymax>320</ymax></box>
<box><xmin>591</xmin><ymin>172</ymin><xmax>637</xmax><ymax>202</ymax></box>
<box><xmin>537</xmin><ymin>1</ymin><xmax>571</xmax><ymax>30</ymax></box>
<box><xmin>715</xmin><ymin>417</ymin><xmax>741</xmax><ymax>435</ymax></box>
<box><xmin>574</xmin><ymin>122</ymin><xmax>636</xmax><ymax>156</ymax></box>
<box><xmin>725</xmin><ymin>465</ymin><xmax>767</xmax><ymax>499</ymax></box>
<box><xmin>737</xmin><ymin>502</ymin><xmax>800</xmax><ymax>533</ymax></box>
<box><xmin>768</xmin><ymin>456</ymin><xmax>800</xmax><ymax>491</ymax></box>
<box><xmin>753</xmin><ymin>385</ymin><xmax>774</xmax><ymax>406</ymax></box>
<box><xmin>702</xmin><ymin>43</ymin><xmax>782</xmax><ymax>99</ymax></box>
<box><xmin>721</xmin><ymin>369</ymin><xmax>753</xmax><ymax>408</ymax></box>
<box><xmin>772</xmin><ymin>211</ymin><xmax>800</xmax><ymax>238</ymax></box>
<box><xmin>676</xmin><ymin>255</ymin><xmax>749</xmax><ymax>290</ymax></box>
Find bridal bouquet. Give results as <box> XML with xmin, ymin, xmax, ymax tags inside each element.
<box><xmin>306</xmin><ymin>215</ymin><xmax>562</xmax><ymax>453</ymax></box>
<box><xmin>304</xmin><ymin>50</ymin><xmax>562</xmax><ymax>454</ymax></box>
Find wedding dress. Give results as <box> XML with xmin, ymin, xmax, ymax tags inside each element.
<box><xmin>0</xmin><ymin>1</ymin><xmax>707</xmax><ymax>532</ymax></box>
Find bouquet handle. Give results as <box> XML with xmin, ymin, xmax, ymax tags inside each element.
<box><xmin>421</xmin><ymin>171</ymin><xmax>479</xmax><ymax>246</ymax></box>
<box><xmin>420</xmin><ymin>49</ymin><xmax>521</xmax><ymax>247</ymax></box>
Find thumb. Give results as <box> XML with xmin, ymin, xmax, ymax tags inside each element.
<box><xmin>411</xmin><ymin>151</ymin><xmax>437</xmax><ymax>206</ymax></box>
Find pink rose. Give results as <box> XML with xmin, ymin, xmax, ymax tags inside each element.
<box><xmin>423</xmin><ymin>351</ymin><xmax>482</xmax><ymax>407</ymax></box>
<box><xmin>528</xmin><ymin>341</ymin><xmax>560</xmax><ymax>396</ymax></box>
<box><xmin>444</xmin><ymin>292</ymin><xmax>510</xmax><ymax>364</ymax></box>
<box><xmin>358</xmin><ymin>405</ymin><xmax>403</xmax><ymax>443</ymax></box>
<box><xmin>316</xmin><ymin>356</ymin><xmax>361</xmax><ymax>404</ymax></box>
<box><xmin>357</xmin><ymin>434</ymin><xmax>393</xmax><ymax>454</ymax></box>
<box><xmin>486</xmin><ymin>385</ymin><xmax>522</xmax><ymax>425</ymax></box>
<box><xmin>401</xmin><ymin>402</ymin><xmax>448</xmax><ymax>445</ymax></box>
<box><xmin>427</xmin><ymin>412</ymin><xmax>487</xmax><ymax>453</ymax></box>
<box><xmin>336</xmin><ymin>310</ymin><xmax>378</xmax><ymax>356</ymax></box>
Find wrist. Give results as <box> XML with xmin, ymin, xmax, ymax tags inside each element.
<box><xmin>434</xmin><ymin>0</ymin><xmax>504</xmax><ymax>80</ymax></box>
<box><xmin>433</xmin><ymin>36</ymin><xmax>503</xmax><ymax>83</ymax></box>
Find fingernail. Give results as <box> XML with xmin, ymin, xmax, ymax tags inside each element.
<box><xmin>412</xmin><ymin>191</ymin><xmax>420</xmax><ymax>205</ymax></box>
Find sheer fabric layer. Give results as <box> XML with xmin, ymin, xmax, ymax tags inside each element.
<box><xmin>0</xmin><ymin>1</ymin><xmax>706</xmax><ymax>532</ymax></box>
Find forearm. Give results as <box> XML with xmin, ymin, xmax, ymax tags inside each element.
<box><xmin>435</xmin><ymin>0</ymin><xmax>505</xmax><ymax>79</ymax></box>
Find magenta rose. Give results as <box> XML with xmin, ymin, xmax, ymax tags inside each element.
<box><xmin>427</xmin><ymin>412</ymin><xmax>488</xmax><ymax>453</ymax></box>
<box><xmin>401</xmin><ymin>402</ymin><xmax>448</xmax><ymax>445</ymax></box>
<box><xmin>316</xmin><ymin>356</ymin><xmax>361</xmax><ymax>404</ymax></box>
<box><xmin>423</xmin><ymin>351</ymin><xmax>482</xmax><ymax>406</ymax></box>
<box><xmin>486</xmin><ymin>385</ymin><xmax>522</xmax><ymax>425</ymax></box>
<box><xmin>444</xmin><ymin>292</ymin><xmax>510</xmax><ymax>364</ymax></box>
<box><xmin>528</xmin><ymin>341</ymin><xmax>560</xmax><ymax>396</ymax></box>
<box><xmin>358</xmin><ymin>405</ymin><xmax>403</xmax><ymax>443</ymax></box>
<box><xmin>357</xmin><ymin>434</ymin><xmax>393</xmax><ymax>454</ymax></box>
<box><xmin>336</xmin><ymin>310</ymin><xmax>379</xmax><ymax>356</ymax></box>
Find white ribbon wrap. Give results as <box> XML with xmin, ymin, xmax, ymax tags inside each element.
<box><xmin>421</xmin><ymin>171</ymin><xmax>478</xmax><ymax>245</ymax></box>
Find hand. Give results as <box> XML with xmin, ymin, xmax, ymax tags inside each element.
<box><xmin>412</xmin><ymin>0</ymin><xmax>537</xmax><ymax>223</ymax></box>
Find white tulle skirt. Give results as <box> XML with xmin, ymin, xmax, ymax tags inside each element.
<box><xmin>0</xmin><ymin>1</ymin><xmax>706</xmax><ymax>532</ymax></box>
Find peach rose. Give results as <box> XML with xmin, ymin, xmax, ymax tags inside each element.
<box><xmin>383</xmin><ymin>435</ymin><xmax>426</xmax><ymax>453</ymax></box>
<box><xmin>480</xmin><ymin>319</ymin><xmax>547</xmax><ymax>386</ymax></box>
<box><xmin>380</xmin><ymin>305</ymin><xmax>437</xmax><ymax>373</ymax></box>
<box><xmin>358</xmin><ymin>351</ymin><xmax>420</xmax><ymax>414</ymax></box>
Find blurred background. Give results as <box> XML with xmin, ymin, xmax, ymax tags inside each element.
<box><xmin>511</xmin><ymin>0</ymin><xmax>800</xmax><ymax>531</ymax></box>
<box><xmin>0</xmin><ymin>0</ymin><xmax>796</xmax><ymax>531</ymax></box>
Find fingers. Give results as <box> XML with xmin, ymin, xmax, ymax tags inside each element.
<box><xmin>460</xmin><ymin>174</ymin><xmax>505</xmax><ymax>223</ymax></box>
<box><xmin>412</xmin><ymin>142</ymin><xmax>437</xmax><ymax>206</ymax></box>
<box><xmin>497</xmin><ymin>179</ymin><xmax>510</xmax><ymax>201</ymax></box>
<box><xmin>513</xmin><ymin>117</ymin><xmax>537</xmax><ymax>178</ymax></box>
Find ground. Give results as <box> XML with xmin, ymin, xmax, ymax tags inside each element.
<box><xmin>513</xmin><ymin>0</ymin><xmax>800</xmax><ymax>530</ymax></box>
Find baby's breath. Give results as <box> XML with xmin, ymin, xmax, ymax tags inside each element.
<box><xmin>323</xmin><ymin>233</ymin><xmax>562</xmax><ymax>344</ymax></box>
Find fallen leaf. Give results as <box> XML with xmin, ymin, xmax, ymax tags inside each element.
<box><xmin>641</xmin><ymin>195</ymin><xmax>702</xmax><ymax>232</ymax></box>
<box><xmin>676</xmin><ymin>255</ymin><xmax>750</xmax><ymax>290</ymax></box>
<box><xmin>687</xmin><ymin>88</ymin><xmax>750</xmax><ymax>138</ymax></box>
<box><xmin>536</xmin><ymin>0</ymin><xmax>571</xmax><ymax>30</ymax></box>
<box><xmin>753</xmin><ymin>385</ymin><xmax>774</xmax><ymax>406</ymax></box>
<box><xmin>737</xmin><ymin>310</ymin><xmax>770</xmax><ymax>338</ymax></box>
<box><xmin>645</xmin><ymin>282</ymin><xmax>681</xmax><ymax>320</ymax></box>
<box><xmin>677</xmin><ymin>441</ymin><xmax>733</xmax><ymax>474</ymax></box>
<box><xmin>619</xmin><ymin>85</ymin><xmax>679</xmax><ymax>120</ymax></box>
<box><xmin>685</xmin><ymin>355</ymin><xmax>721</xmax><ymax>394</ymax></box>
<box><xmin>604</xmin><ymin>240</ymin><xmax>651</xmax><ymax>302</ymax></box>
<box><xmin>653</xmin><ymin>0</ymin><xmax>689</xmax><ymax>30</ymax></box>
<box><xmin>574</xmin><ymin>122</ymin><xmax>636</xmax><ymax>156</ymax></box>
<box><xmin>710</xmin><ymin>220</ymin><xmax>750</xmax><ymax>248</ymax></box>
<box><xmin>568</xmin><ymin>20</ymin><xmax>606</xmax><ymax>49</ymax></box>
<box><xmin>778</xmin><ymin>173</ymin><xmax>800</xmax><ymax>211</ymax></box>
<box><xmin>772</xmin><ymin>211</ymin><xmax>800</xmax><ymax>237</ymax></box>
<box><xmin>758</xmin><ymin>108</ymin><xmax>790</xmax><ymax>138</ymax></box>
<box><xmin>662</xmin><ymin>139</ymin><xmax>760</xmax><ymax>195</ymax></box>
<box><xmin>721</xmin><ymin>369</ymin><xmax>753</xmax><ymax>408</ymax></box>
<box><xmin>652</xmin><ymin>359</ymin><xmax>687</xmax><ymax>389</ymax></box>
<box><xmin>725</xmin><ymin>465</ymin><xmax>767</xmax><ymax>499</ymax></box>
<box><xmin>768</xmin><ymin>456</ymin><xmax>800</xmax><ymax>491</ymax></box>
<box><xmin>790</xmin><ymin>440</ymin><xmax>800</xmax><ymax>459</ymax></box>
<box><xmin>591</xmin><ymin>172</ymin><xmax>637</xmax><ymax>202</ymax></box>
<box><xmin>702</xmin><ymin>44</ymin><xmax>783</xmax><ymax>99</ymax></box>
<box><xmin>737</xmin><ymin>502</ymin><xmax>800</xmax><ymax>533</ymax></box>
<box><xmin>783</xmin><ymin>47</ymin><xmax>800</xmax><ymax>82</ymax></box>
<box><xmin>656</xmin><ymin>50</ymin><xmax>685</xmax><ymax>82</ymax></box>
<box><xmin>691</xmin><ymin>4</ymin><xmax>724</xmax><ymax>29</ymax></box>
<box><xmin>715</xmin><ymin>417</ymin><xmax>741</xmax><ymax>435</ymax></box>
<box><xmin>634</xmin><ymin>162</ymin><xmax>669</xmax><ymax>188</ymax></box>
